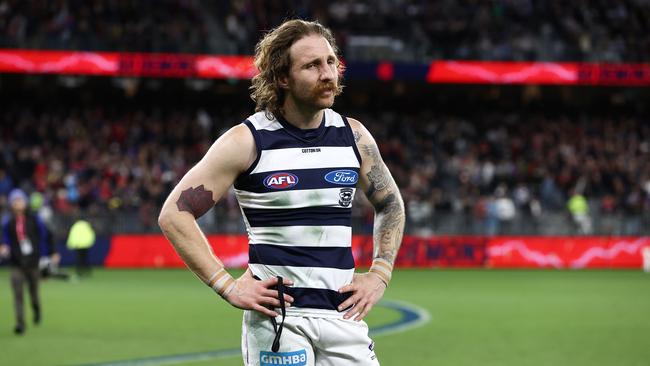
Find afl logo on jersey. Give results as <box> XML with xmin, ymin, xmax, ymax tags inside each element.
<box><xmin>264</xmin><ymin>172</ymin><xmax>299</xmax><ymax>189</ymax></box>
<box><xmin>324</xmin><ymin>170</ymin><xmax>358</xmax><ymax>185</ymax></box>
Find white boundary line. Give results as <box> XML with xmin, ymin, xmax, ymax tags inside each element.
<box><xmin>76</xmin><ymin>300</ymin><xmax>431</xmax><ymax>366</ymax></box>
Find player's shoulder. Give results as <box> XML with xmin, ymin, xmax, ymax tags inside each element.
<box><xmin>207</xmin><ymin>124</ymin><xmax>254</xmax><ymax>158</ymax></box>
<box><xmin>342</xmin><ymin>116</ymin><xmax>376</xmax><ymax>145</ymax></box>
<box><xmin>203</xmin><ymin>120</ymin><xmax>257</xmax><ymax>172</ymax></box>
<box><xmin>228</xmin><ymin>122</ymin><xmax>255</xmax><ymax>140</ymax></box>
<box><xmin>216</xmin><ymin>118</ymin><xmax>256</xmax><ymax>145</ymax></box>
<box><xmin>343</xmin><ymin>115</ymin><xmax>364</xmax><ymax>130</ymax></box>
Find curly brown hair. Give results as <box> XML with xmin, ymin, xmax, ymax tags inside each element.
<box><xmin>250</xmin><ymin>19</ymin><xmax>344</xmax><ymax>118</ymax></box>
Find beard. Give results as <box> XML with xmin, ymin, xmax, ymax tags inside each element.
<box><xmin>290</xmin><ymin>81</ymin><xmax>338</xmax><ymax>110</ymax></box>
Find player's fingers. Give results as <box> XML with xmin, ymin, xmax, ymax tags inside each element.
<box><xmin>337</xmin><ymin>294</ymin><xmax>358</xmax><ymax>312</ymax></box>
<box><xmin>354</xmin><ymin>311</ymin><xmax>366</xmax><ymax>322</ymax></box>
<box><xmin>343</xmin><ymin>299</ymin><xmax>364</xmax><ymax>319</ymax></box>
<box><xmin>261</xmin><ymin>289</ymin><xmax>277</xmax><ymax>298</ymax></box>
<box><xmin>260</xmin><ymin>293</ymin><xmax>295</xmax><ymax>308</ymax></box>
<box><xmin>262</xmin><ymin>289</ymin><xmax>294</xmax><ymax>304</ymax></box>
<box><xmin>253</xmin><ymin>304</ymin><xmax>279</xmax><ymax>318</ymax></box>
<box><xmin>261</xmin><ymin>276</ymin><xmax>279</xmax><ymax>287</ymax></box>
<box><xmin>338</xmin><ymin>283</ymin><xmax>355</xmax><ymax>293</ymax></box>
<box><xmin>354</xmin><ymin>303</ymin><xmax>373</xmax><ymax>321</ymax></box>
<box><xmin>344</xmin><ymin>308</ymin><xmax>360</xmax><ymax>320</ymax></box>
<box><xmin>258</xmin><ymin>296</ymin><xmax>282</xmax><ymax>308</ymax></box>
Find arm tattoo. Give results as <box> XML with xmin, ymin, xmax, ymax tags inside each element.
<box><xmin>360</xmin><ymin>143</ymin><xmax>405</xmax><ymax>266</ymax></box>
<box><xmin>360</xmin><ymin>144</ymin><xmax>390</xmax><ymax>198</ymax></box>
<box><xmin>353</xmin><ymin>130</ymin><xmax>362</xmax><ymax>143</ymax></box>
<box><xmin>373</xmin><ymin>192</ymin><xmax>405</xmax><ymax>264</ymax></box>
<box><xmin>176</xmin><ymin>185</ymin><xmax>216</xmax><ymax>219</ymax></box>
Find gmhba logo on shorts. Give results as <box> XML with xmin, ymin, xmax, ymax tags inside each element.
<box><xmin>324</xmin><ymin>170</ymin><xmax>358</xmax><ymax>185</ymax></box>
<box><xmin>264</xmin><ymin>172</ymin><xmax>299</xmax><ymax>189</ymax></box>
<box><xmin>260</xmin><ymin>349</ymin><xmax>307</xmax><ymax>366</ymax></box>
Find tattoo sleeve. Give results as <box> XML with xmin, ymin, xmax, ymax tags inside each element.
<box><xmin>360</xmin><ymin>144</ymin><xmax>405</xmax><ymax>265</ymax></box>
<box><xmin>176</xmin><ymin>185</ymin><xmax>216</xmax><ymax>219</ymax></box>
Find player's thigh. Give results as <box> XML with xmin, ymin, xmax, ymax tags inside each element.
<box><xmin>314</xmin><ymin>318</ymin><xmax>379</xmax><ymax>366</ymax></box>
<box><xmin>242</xmin><ymin>311</ymin><xmax>315</xmax><ymax>366</ymax></box>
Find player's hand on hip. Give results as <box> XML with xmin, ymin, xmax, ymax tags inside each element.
<box><xmin>224</xmin><ymin>268</ymin><xmax>294</xmax><ymax>317</ymax></box>
<box><xmin>337</xmin><ymin>272</ymin><xmax>386</xmax><ymax>321</ymax></box>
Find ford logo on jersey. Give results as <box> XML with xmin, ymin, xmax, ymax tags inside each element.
<box><xmin>264</xmin><ymin>172</ymin><xmax>299</xmax><ymax>189</ymax></box>
<box><xmin>324</xmin><ymin>170</ymin><xmax>358</xmax><ymax>185</ymax></box>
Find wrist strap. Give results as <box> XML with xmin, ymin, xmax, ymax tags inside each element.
<box><xmin>206</xmin><ymin>268</ymin><xmax>236</xmax><ymax>298</ymax></box>
<box><xmin>369</xmin><ymin>258</ymin><xmax>392</xmax><ymax>287</ymax></box>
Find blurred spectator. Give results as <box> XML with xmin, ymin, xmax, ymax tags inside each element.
<box><xmin>0</xmin><ymin>101</ymin><xmax>648</xmax><ymax>236</ymax></box>
<box><xmin>1</xmin><ymin>1</ymin><xmax>649</xmax><ymax>61</ymax></box>
<box><xmin>0</xmin><ymin>167</ymin><xmax>13</xmax><ymax>196</ymax></box>
<box><xmin>568</xmin><ymin>189</ymin><xmax>592</xmax><ymax>234</ymax></box>
<box><xmin>622</xmin><ymin>184</ymin><xmax>644</xmax><ymax>235</ymax></box>
<box><xmin>0</xmin><ymin>188</ymin><xmax>59</xmax><ymax>335</ymax></box>
<box><xmin>643</xmin><ymin>246</ymin><xmax>650</xmax><ymax>273</ymax></box>
<box><xmin>66</xmin><ymin>215</ymin><xmax>96</xmax><ymax>277</ymax></box>
<box><xmin>493</xmin><ymin>185</ymin><xmax>516</xmax><ymax>235</ymax></box>
<box><xmin>0</xmin><ymin>0</ymin><xmax>207</xmax><ymax>53</ymax></box>
<box><xmin>210</xmin><ymin>0</ymin><xmax>650</xmax><ymax>62</ymax></box>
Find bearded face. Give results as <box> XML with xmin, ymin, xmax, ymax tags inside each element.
<box><xmin>283</xmin><ymin>35</ymin><xmax>340</xmax><ymax>112</ymax></box>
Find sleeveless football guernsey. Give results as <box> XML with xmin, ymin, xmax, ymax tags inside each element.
<box><xmin>234</xmin><ymin>109</ymin><xmax>362</xmax><ymax>317</ymax></box>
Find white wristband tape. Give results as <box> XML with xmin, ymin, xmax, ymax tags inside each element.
<box><xmin>369</xmin><ymin>258</ymin><xmax>393</xmax><ymax>286</ymax></box>
<box><xmin>206</xmin><ymin>268</ymin><xmax>236</xmax><ymax>298</ymax></box>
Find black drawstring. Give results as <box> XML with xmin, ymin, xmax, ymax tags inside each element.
<box><xmin>270</xmin><ymin>276</ymin><xmax>286</xmax><ymax>352</ymax></box>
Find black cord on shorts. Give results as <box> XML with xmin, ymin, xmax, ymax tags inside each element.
<box><xmin>270</xmin><ymin>276</ymin><xmax>286</xmax><ymax>352</ymax></box>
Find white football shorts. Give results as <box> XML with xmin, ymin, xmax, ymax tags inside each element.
<box><xmin>241</xmin><ymin>310</ymin><xmax>380</xmax><ymax>366</ymax></box>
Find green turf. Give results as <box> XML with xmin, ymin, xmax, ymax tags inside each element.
<box><xmin>1</xmin><ymin>268</ymin><xmax>649</xmax><ymax>366</ymax></box>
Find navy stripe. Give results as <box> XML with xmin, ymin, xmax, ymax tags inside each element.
<box><xmin>275</xmin><ymin>111</ymin><xmax>327</xmax><ymax>143</ymax></box>
<box><xmin>234</xmin><ymin>167</ymin><xmax>359</xmax><ymax>193</ymax></box>
<box><xmin>257</xmin><ymin>125</ymin><xmax>351</xmax><ymax>150</ymax></box>
<box><xmin>243</xmin><ymin>206</ymin><xmax>351</xmax><ymax>227</ymax></box>
<box><xmin>249</xmin><ymin>244</ymin><xmax>354</xmax><ymax>269</ymax></box>
<box><xmin>285</xmin><ymin>287</ymin><xmax>352</xmax><ymax>311</ymax></box>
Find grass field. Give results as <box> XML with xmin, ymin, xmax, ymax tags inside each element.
<box><xmin>1</xmin><ymin>268</ymin><xmax>650</xmax><ymax>366</ymax></box>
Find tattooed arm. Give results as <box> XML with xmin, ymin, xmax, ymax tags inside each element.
<box><xmin>338</xmin><ymin>118</ymin><xmax>405</xmax><ymax>321</ymax></box>
<box><xmin>158</xmin><ymin>124</ymin><xmax>292</xmax><ymax>316</ymax></box>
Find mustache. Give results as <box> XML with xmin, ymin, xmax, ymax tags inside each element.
<box><xmin>314</xmin><ymin>82</ymin><xmax>337</xmax><ymax>93</ymax></box>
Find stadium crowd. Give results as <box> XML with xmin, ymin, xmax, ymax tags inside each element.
<box><xmin>0</xmin><ymin>0</ymin><xmax>207</xmax><ymax>53</ymax></box>
<box><xmin>1</xmin><ymin>104</ymin><xmax>648</xmax><ymax>235</ymax></box>
<box><xmin>215</xmin><ymin>0</ymin><xmax>650</xmax><ymax>62</ymax></box>
<box><xmin>1</xmin><ymin>0</ymin><xmax>649</xmax><ymax>61</ymax></box>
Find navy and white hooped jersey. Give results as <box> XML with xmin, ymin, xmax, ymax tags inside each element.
<box><xmin>234</xmin><ymin>109</ymin><xmax>362</xmax><ymax>318</ymax></box>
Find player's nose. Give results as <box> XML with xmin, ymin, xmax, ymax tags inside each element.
<box><xmin>319</xmin><ymin>63</ymin><xmax>336</xmax><ymax>82</ymax></box>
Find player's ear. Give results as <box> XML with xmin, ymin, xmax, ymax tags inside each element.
<box><xmin>277</xmin><ymin>75</ymin><xmax>289</xmax><ymax>89</ymax></box>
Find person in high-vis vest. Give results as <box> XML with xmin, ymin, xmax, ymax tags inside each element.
<box><xmin>66</xmin><ymin>219</ymin><xmax>95</xmax><ymax>277</ymax></box>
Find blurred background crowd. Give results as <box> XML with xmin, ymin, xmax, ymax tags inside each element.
<box><xmin>1</xmin><ymin>83</ymin><xmax>648</xmax><ymax>237</ymax></box>
<box><xmin>1</xmin><ymin>0</ymin><xmax>649</xmax><ymax>238</ymax></box>
<box><xmin>2</xmin><ymin>0</ymin><xmax>649</xmax><ymax>61</ymax></box>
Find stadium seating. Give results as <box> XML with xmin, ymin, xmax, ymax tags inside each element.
<box><xmin>2</xmin><ymin>0</ymin><xmax>649</xmax><ymax>61</ymax></box>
